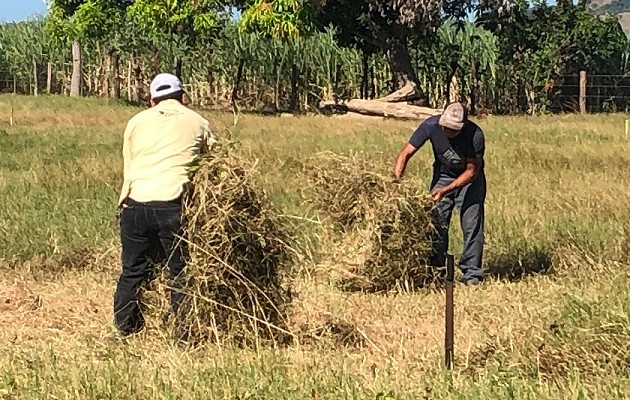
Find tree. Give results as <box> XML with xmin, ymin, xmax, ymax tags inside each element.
<box><xmin>414</xmin><ymin>21</ymin><xmax>498</xmax><ymax>110</ymax></box>
<box><xmin>127</xmin><ymin>0</ymin><xmax>229</xmax><ymax>79</ymax></box>
<box><xmin>479</xmin><ymin>0</ymin><xmax>627</xmax><ymax>113</ymax></box>
<box><xmin>240</xmin><ymin>0</ymin><xmax>512</xmax><ymax>104</ymax></box>
<box><xmin>47</xmin><ymin>0</ymin><xmax>134</xmax><ymax>97</ymax></box>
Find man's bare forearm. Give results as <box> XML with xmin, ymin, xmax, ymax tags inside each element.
<box><xmin>394</xmin><ymin>144</ymin><xmax>418</xmax><ymax>180</ymax></box>
<box><xmin>394</xmin><ymin>153</ymin><xmax>409</xmax><ymax>180</ymax></box>
<box><xmin>441</xmin><ymin>165</ymin><xmax>477</xmax><ymax>195</ymax></box>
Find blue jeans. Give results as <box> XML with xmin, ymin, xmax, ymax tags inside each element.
<box><xmin>430</xmin><ymin>172</ymin><xmax>486</xmax><ymax>283</ymax></box>
<box><xmin>113</xmin><ymin>198</ymin><xmax>189</xmax><ymax>335</ymax></box>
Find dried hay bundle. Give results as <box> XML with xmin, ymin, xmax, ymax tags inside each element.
<box><xmin>303</xmin><ymin>151</ymin><xmax>438</xmax><ymax>292</ymax></box>
<box><xmin>172</xmin><ymin>140</ymin><xmax>295</xmax><ymax>346</ymax></box>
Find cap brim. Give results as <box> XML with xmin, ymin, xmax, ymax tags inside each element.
<box><xmin>151</xmin><ymin>87</ymin><xmax>186</xmax><ymax>100</ymax></box>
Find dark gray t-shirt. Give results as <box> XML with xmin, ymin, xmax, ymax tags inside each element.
<box><xmin>408</xmin><ymin>115</ymin><xmax>485</xmax><ymax>178</ymax></box>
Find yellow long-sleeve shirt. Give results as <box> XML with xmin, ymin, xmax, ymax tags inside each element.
<box><xmin>118</xmin><ymin>99</ymin><xmax>215</xmax><ymax>207</ymax></box>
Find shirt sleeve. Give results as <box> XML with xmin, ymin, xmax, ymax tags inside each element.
<box><xmin>200</xmin><ymin>119</ymin><xmax>217</xmax><ymax>154</ymax></box>
<box><xmin>472</xmin><ymin>128</ymin><xmax>485</xmax><ymax>157</ymax></box>
<box><xmin>122</xmin><ymin>120</ymin><xmax>133</xmax><ymax>180</ymax></box>
<box><xmin>408</xmin><ymin>123</ymin><xmax>430</xmax><ymax>149</ymax></box>
<box><xmin>117</xmin><ymin>119</ymin><xmax>134</xmax><ymax>207</ymax></box>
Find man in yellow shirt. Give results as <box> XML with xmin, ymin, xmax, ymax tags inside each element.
<box><xmin>114</xmin><ymin>73</ymin><xmax>215</xmax><ymax>337</ymax></box>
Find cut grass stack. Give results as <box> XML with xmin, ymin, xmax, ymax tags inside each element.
<box><xmin>303</xmin><ymin>151</ymin><xmax>438</xmax><ymax>293</ymax></box>
<box><xmin>173</xmin><ymin>140</ymin><xmax>295</xmax><ymax>346</ymax></box>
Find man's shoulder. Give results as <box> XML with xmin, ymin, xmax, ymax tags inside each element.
<box><xmin>422</xmin><ymin>114</ymin><xmax>441</xmax><ymax>127</ymax></box>
<box><xmin>179</xmin><ymin>105</ymin><xmax>210</xmax><ymax>126</ymax></box>
<box><xmin>130</xmin><ymin>103</ymin><xmax>209</xmax><ymax>126</ymax></box>
<box><xmin>463</xmin><ymin>120</ymin><xmax>484</xmax><ymax>137</ymax></box>
<box><xmin>126</xmin><ymin>107</ymin><xmax>154</xmax><ymax>127</ymax></box>
<box><xmin>415</xmin><ymin>115</ymin><xmax>440</xmax><ymax>134</ymax></box>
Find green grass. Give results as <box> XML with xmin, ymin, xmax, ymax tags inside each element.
<box><xmin>2</xmin><ymin>95</ymin><xmax>630</xmax><ymax>262</ymax></box>
<box><xmin>2</xmin><ymin>95</ymin><xmax>630</xmax><ymax>399</ymax></box>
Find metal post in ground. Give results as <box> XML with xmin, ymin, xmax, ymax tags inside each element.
<box><xmin>445</xmin><ymin>253</ymin><xmax>455</xmax><ymax>370</ymax></box>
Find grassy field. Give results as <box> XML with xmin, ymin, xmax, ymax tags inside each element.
<box><xmin>2</xmin><ymin>94</ymin><xmax>630</xmax><ymax>399</ymax></box>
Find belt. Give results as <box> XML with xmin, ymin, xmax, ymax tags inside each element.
<box><xmin>126</xmin><ymin>197</ymin><xmax>183</xmax><ymax>207</ymax></box>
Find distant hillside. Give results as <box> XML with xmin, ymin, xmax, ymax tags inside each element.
<box><xmin>587</xmin><ymin>0</ymin><xmax>630</xmax><ymax>34</ymax></box>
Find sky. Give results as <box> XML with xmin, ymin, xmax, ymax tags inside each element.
<box><xmin>0</xmin><ymin>0</ymin><xmax>48</xmax><ymax>22</ymax></box>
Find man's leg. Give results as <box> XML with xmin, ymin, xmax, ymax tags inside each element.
<box><xmin>154</xmin><ymin>202</ymin><xmax>189</xmax><ymax>318</ymax></box>
<box><xmin>144</xmin><ymin>236</ymin><xmax>166</xmax><ymax>288</ymax></box>
<box><xmin>429</xmin><ymin>175</ymin><xmax>456</xmax><ymax>270</ymax></box>
<box><xmin>456</xmin><ymin>175</ymin><xmax>486</xmax><ymax>284</ymax></box>
<box><xmin>114</xmin><ymin>204</ymin><xmax>153</xmax><ymax>335</ymax></box>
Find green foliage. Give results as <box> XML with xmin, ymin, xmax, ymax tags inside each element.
<box><xmin>47</xmin><ymin>0</ymin><xmax>131</xmax><ymax>41</ymax></box>
<box><xmin>51</xmin><ymin>0</ymin><xmax>85</xmax><ymax>16</ymax></box>
<box><xmin>0</xmin><ymin>0</ymin><xmax>629</xmax><ymax>113</ymax></box>
<box><xmin>410</xmin><ymin>21</ymin><xmax>499</xmax><ymax>107</ymax></box>
<box><xmin>240</xmin><ymin>0</ymin><xmax>314</xmax><ymax>40</ymax></box>
<box><xmin>127</xmin><ymin>0</ymin><xmax>226</xmax><ymax>36</ymax></box>
<box><xmin>480</xmin><ymin>0</ymin><xmax>628</xmax><ymax>113</ymax></box>
<box><xmin>0</xmin><ymin>20</ymin><xmax>47</xmax><ymax>73</ymax></box>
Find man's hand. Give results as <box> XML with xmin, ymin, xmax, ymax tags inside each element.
<box><xmin>432</xmin><ymin>158</ymin><xmax>481</xmax><ymax>200</ymax></box>
<box><xmin>431</xmin><ymin>187</ymin><xmax>448</xmax><ymax>202</ymax></box>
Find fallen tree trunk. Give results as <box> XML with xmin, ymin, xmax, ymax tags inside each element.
<box><xmin>320</xmin><ymin>98</ymin><xmax>441</xmax><ymax>120</ymax></box>
<box><xmin>377</xmin><ymin>81</ymin><xmax>420</xmax><ymax>103</ymax></box>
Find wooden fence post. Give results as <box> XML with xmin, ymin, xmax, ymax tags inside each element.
<box><xmin>47</xmin><ymin>62</ymin><xmax>53</xmax><ymax>94</ymax></box>
<box><xmin>579</xmin><ymin>71</ymin><xmax>587</xmax><ymax>114</ymax></box>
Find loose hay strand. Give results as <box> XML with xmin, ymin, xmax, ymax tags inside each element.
<box><xmin>302</xmin><ymin>151</ymin><xmax>440</xmax><ymax>293</ymax></box>
<box><xmin>149</xmin><ymin>138</ymin><xmax>297</xmax><ymax>347</ymax></box>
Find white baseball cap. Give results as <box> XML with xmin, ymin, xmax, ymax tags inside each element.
<box><xmin>439</xmin><ymin>102</ymin><xmax>466</xmax><ymax>131</ymax></box>
<box><xmin>150</xmin><ymin>73</ymin><xmax>184</xmax><ymax>100</ymax></box>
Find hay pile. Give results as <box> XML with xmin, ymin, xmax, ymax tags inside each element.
<box><xmin>303</xmin><ymin>151</ymin><xmax>438</xmax><ymax>292</ymax></box>
<box><xmin>165</xmin><ymin>140</ymin><xmax>295</xmax><ymax>346</ymax></box>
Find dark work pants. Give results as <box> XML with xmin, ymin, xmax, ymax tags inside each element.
<box><xmin>113</xmin><ymin>198</ymin><xmax>188</xmax><ymax>335</ymax></box>
<box><xmin>430</xmin><ymin>172</ymin><xmax>486</xmax><ymax>283</ymax></box>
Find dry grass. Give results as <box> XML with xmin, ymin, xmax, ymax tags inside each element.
<box><xmin>2</xmin><ymin>254</ymin><xmax>624</xmax><ymax>398</ymax></box>
<box><xmin>149</xmin><ymin>139</ymin><xmax>296</xmax><ymax>347</ymax></box>
<box><xmin>2</xmin><ymin>95</ymin><xmax>630</xmax><ymax>398</ymax></box>
<box><xmin>302</xmin><ymin>151</ymin><xmax>438</xmax><ymax>292</ymax></box>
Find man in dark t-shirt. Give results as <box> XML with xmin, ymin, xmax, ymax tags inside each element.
<box><xmin>393</xmin><ymin>102</ymin><xmax>486</xmax><ymax>285</ymax></box>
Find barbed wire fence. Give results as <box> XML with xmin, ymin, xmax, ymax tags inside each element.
<box><xmin>555</xmin><ymin>72</ymin><xmax>630</xmax><ymax>113</ymax></box>
<box><xmin>1</xmin><ymin>67</ymin><xmax>629</xmax><ymax>115</ymax></box>
<box><xmin>0</xmin><ymin>66</ymin><xmax>231</xmax><ymax>107</ymax></box>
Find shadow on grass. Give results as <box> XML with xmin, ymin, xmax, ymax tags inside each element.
<box><xmin>485</xmin><ymin>246</ymin><xmax>554</xmax><ymax>282</ymax></box>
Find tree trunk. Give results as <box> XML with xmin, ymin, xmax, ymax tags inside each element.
<box><xmin>379</xmin><ymin>82</ymin><xmax>419</xmax><ymax>103</ymax></box>
<box><xmin>131</xmin><ymin>52</ymin><xmax>142</xmax><ymax>103</ymax></box>
<box><xmin>470</xmin><ymin>62</ymin><xmax>479</xmax><ymax>115</ymax></box>
<box><xmin>112</xmin><ymin>51</ymin><xmax>121</xmax><ymax>99</ymax></box>
<box><xmin>275</xmin><ymin>56</ymin><xmax>285</xmax><ymax>111</ymax></box>
<box><xmin>149</xmin><ymin>47</ymin><xmax>160</xmax><ymax>80</ymax></box>
<box><xmin>448</xmin><ymin>75</ymin><xmax>459</xmax><ymax>106</ymax></box>
<box><xmin>273</xmin><ymin>62</ymin><xmax>280</xmax><ymax>110</ymax></box>
<box><xmin>361</xmin><ymin>52</ymin><xmax>369</xmax><ymax>100</ymax></box>
<box><xmin>320</xmin><ymin>98</ymin><xmax>440</xmax><ymax>120</ymax></box>
<box><xmin>206</xmin><ymin>65</ymin><xmax>214</xmax><ymax>106</ymax></box>
<box><xmin>446</xmin><ymin>62</ymin><xmax>458</xmax><ymax>105</ymax></box>
<box><xmin>32</xmin><ymin>57</ymin><xmax>38</xmax><ymax>97</ymax></box>
<box><xmin>370</xmin><ymin>64</ymin><xmax>376</xmax><ymax>99</ymax></box>
<box><xmin>175</xmin><ymin>59</ymin><xmax>183</xmax><ymax>79</ymax></box>
<box><xmin>290</xmin><ymin>64</ymin><xmax>299</xmax><ymax>111</ymax></box>
<box><xmin>127</xmin><ymin>61</ymin><xmax>132</xmax><ymax>100</ymax></box>
<box><xmin>102</xmin><ymin>53</ymin><xmax>111</xmax><ymax>97</ymax></box>
<box><xmin>382</xmin><ymin>35</ymin><xmax>423</xmax><ymax>103</ymax></box>
<box><xmin>70</xmin><ymin>41</ymin><xmax>83</xmax><ymax>97</ymax></box>
<box><xmin>232</xmin><ymin>58</ymin><xmax>245</xmax><ymax>111</ymax></box>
